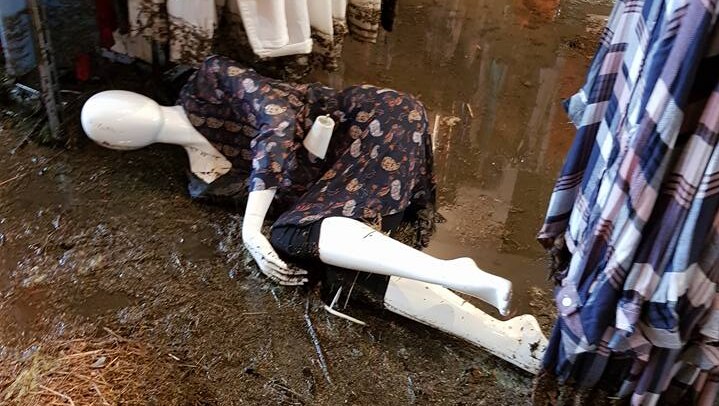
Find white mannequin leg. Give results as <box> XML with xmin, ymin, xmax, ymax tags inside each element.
<box><xmin>383</xmin><ymin>277</ymin><xmax>547</xmax><ymax>374</ymax></box>
<box><xmin>318</xmin><ymin>216</ymin><xmax>512</xmax><ymax>315</ymax></box>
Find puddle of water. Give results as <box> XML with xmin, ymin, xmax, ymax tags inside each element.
<box><xmin>11</xmin><ymin>166</ymin><xmax>75</xmax><ymax>211</ymax></box>
<box><xmin>177</xmin><ymin>229</ymin><xmax>216</xmax><ymax>262</ymax></box>
<box><xmin>0</xmin><ymin>255</ymin><xmax>14</xmax><ymax>292</ymax></box>
<box><xmin>1</xmin><ymin>287</ymin><xmax>47</xmax><ymax>338</ymax></box>
<box><xmin>309</xmin><ymin>0</ymin><xmax>612</xmax><ymax>310</ymax></box>
<box><xmin>427</xmin><ymin>227</ymin><xmax>548</xmax><ymax>315</ymax></box>
<box><xmin>0</xmin><ymin>238</ymin><xmax>22</xmax><ymax>292</ymax></box>
<box><xmin>73</xmin><ymin>290</ymin><xmax>133</xmax><ymax>317</ymax></box>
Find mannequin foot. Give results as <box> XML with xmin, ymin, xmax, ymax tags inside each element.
<box><xmin>448</xmin><ymin>258</ymin><xmax>513</xmax><ymax>316</ymax></box>
<box><xmin>495</xmin><ymin>279</ymin><xmax>513</xmax><ymax>317</ymax></box>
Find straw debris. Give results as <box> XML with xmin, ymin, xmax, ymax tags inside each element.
<box><xmin>0</xmin><ymin>333</ymin><xmax>188</xmax><ymax>405</ymax></box>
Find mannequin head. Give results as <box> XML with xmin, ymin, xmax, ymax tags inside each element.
<box><xmin>81</xmin><ymin>90</ymin><xmax>233</xmax><ymax>185</ymax></box>
<box><xmin>81</xmin><ymin>90</ymin><xmax>163</xmax><ymax>150</ymax></box>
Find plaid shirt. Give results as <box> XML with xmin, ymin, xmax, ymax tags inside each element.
<box><xmin>539</xmin><ymin>0</ymin><xmax>719</xmax><ymax>404</ymax></box>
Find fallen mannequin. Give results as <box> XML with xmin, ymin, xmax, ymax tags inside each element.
<box><xmin>80</xmin><ymin>55</ymin><xmax>547</xmax><ymax>373</ymax></box>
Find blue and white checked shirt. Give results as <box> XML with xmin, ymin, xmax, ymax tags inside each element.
<box><xmin>539</xmin><ymin>0</ymin><xmax>719</xmax><ymax>404</ymax></box>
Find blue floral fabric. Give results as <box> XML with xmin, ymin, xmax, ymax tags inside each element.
<box><xmin>179</xmin><ymin>55</ymin><xmax>435</xmax><ymax>232</ymax></box>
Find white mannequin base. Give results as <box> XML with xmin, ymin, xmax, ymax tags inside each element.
<box><xmin>384</xmin><ymin>276</ymin><xmax>547</xmax><ymax>374</ymax></box>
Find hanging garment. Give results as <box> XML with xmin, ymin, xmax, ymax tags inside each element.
<box><xmin>115</xmin><ymin>0</ymin><xmax>165</xmax><ymax>63</ymax></box>
<box><xmin>128</xmin><ymin>0</ymin><xmax>167</xmax><ymax>41</ymax></box>
<box><xmin>215</xmin><ymin>3</ymin><xmax>313</xmax><ymax>80</ymax></box>
<box><xmin>235</xmin><ymin>0</ymin><xmax>312</xmax><ymax>58</ymax></box>
<box><xmin>167</xmin><ymin>0</ymin><xmax>216</xmax><ymax>65</ymax></box>
<box><xmin>110</xmin><ymin>29</ymin><xmax>152</xmax><ymax>63</ymax></box>
<box><xmin>538</xmin><ymin>0</ymin><xmax>719</xmax><ymax>405</ymax></box>
<box><xmin>347</xmin><ymin>0</ymin><xmax>380</xmax><ymax>43</ymax></box>
<box><xmin>380</xmin><ymin>0</ymin><xmax>397</xmax><ymax>32</ymax></box>
<box><xmin>308</xmin><ymin>0</ymin><xmax>333</xmax><ymax>43</ymax></box>
<box><xmin>309</xmin><ymin>0</ymin><xmax>347</xmax><ymax>70</ymax></box>
<box><xmin>112</xmin><ymin>0</ymin><xmax>130</xmax><ymax>34</ymax></box>
<box><xmin>95</xmin><ymin>0</ymin><xmax>118</xmax><ymax>49</ymax></box>
<box><xmin>179</xmin><ymin>55</ymin><xmax>436</xmax><ymax>239</ymax></box>
<box><xmin>116</xmin><ymin>0</ymin><xmax>348</xmax><ymax>71</ymax></box>
<box><xmin>0</xmin><ymin>0</ymin><xmax>37</xmax><ymax>77</ymax></box>
<box><xmin>333</xmin><ymin>0</ymin><xmax>347</xmax><ymax>20</ymax></box>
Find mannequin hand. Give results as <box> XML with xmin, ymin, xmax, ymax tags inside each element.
<box><xmin>243</xmin><ymin>229</ymin><xmax>308</xmax><ymax>286</ymax></box>
<box><xmin>242</xmin><ymin>188</ymin><xmax>307</xmax><ymax>285</ymax></box>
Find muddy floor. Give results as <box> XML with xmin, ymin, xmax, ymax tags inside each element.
<box><xmin>0</xmin><ymin>0</ymin><xmax>612</xmax><ymax>404</ymax></box>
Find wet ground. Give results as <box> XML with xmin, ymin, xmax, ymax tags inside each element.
<box><xmin>310</xmin><ymin>0</ymin><xmax>611</xmax><ymax>315</ymax></box>
<box><xmin>0</xmin><ymin>0</ymin><xmax>612</xmax><ymax>404</ymax></box>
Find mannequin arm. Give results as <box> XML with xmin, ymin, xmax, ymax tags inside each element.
<box><xmin>242</xmin><ymin>188</ymin><xmax>308</xmax><ymax>285</ymax></box>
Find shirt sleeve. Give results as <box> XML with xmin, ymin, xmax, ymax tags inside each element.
<box><xmin>248</xmin><ymin>98</ymin><xmax>296</xmax><ymax>192</ymax></box>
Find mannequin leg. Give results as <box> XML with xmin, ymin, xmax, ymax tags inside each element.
<box><xmin>318</xmin><ymin>216</ymin><xmax>512</xmax><ymax>315</ymax></box>
<box><xmin>383</xmin><ymin>276</ymin><xmax>547</xmax><ymax>374</ymax></box>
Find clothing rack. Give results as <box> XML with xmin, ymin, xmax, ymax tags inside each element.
<box><xmin>27</xmin><ymin>0</ymin><xmax>62</xmax><ymax>140</ymax></box>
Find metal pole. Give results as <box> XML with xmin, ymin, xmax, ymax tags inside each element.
<box><xmin>27</xmin><ymin>0</ymin><xmax>62</xmax><ymax>140</ymax></box>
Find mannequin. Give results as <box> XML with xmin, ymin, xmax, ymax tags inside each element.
<box><xmin>80</xmin><ymin>62</ymin><xmax>547</xmax><ymax>372</ymax></box>
<box><xmin>82</xmin><ymin>90</ymin><xmax>512</xmax><ymax>314</ymax></box>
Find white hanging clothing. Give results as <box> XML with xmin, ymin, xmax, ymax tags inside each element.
<box><xmin>118</xmin><ymin>0</ymin><xmax>353</xmax><ymax>66</ymax></box>
<box><xmin>347</xmin><ymin>0</ymin><xmax>380</xmax><ymax>43</ymax></box>
<box><xmin>333</xmin><ymin>0</ymin><xmax>347</xmax><ymax>20</ymax></box>
<box><xmin>306</xmin><ymin>0</ymin><xmax>348</xmax><ymax>69</ymax></box>
<box><xmin>234</xmin><ymin>0</ymin><xmax>313</xmax><ymax>58</ymax></box>
<box><xmin>308</xmin><ymin>0</ymin><xmax>334</xmax><ymax>40</ymax></box>
<box><xmin>167</xmin><ymin>0</ymin><xmax>217</xmax><ymax>65</ymax></box>
<box><xmin>121</xmin><ymin>0</ymin><xmax>167</xmax><ymax>63</ymax></box>
<box><xmin>110</xmin><ymin>30</ymin><xmax>153</xmax><ymax>63</ymax></box>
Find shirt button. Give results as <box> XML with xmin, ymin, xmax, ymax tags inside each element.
<box><xmin>561</xmin><ymin>297</ymin><xmax>573</xmax><ymax>307</ymax></box>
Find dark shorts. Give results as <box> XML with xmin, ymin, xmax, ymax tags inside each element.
<box><xmin>269</xmin><ymin>212</ymin><xmax>404</xmax><ymax>264</ymax></box>
<box><xmin>269</xmin><ymin>213</ymin><xmax>405</xmax><ymax>303</ymax></box>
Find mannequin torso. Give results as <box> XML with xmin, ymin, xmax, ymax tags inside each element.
<box><xmin>178</xmin><ymin>56</ymin><xmax>435</xmax><ymax>232</ymax></box>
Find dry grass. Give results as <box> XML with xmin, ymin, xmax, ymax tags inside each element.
<box><xmin>0</xmin><ymin>330</ymin><xmax>185</xmax><ymax>406</ymax></box>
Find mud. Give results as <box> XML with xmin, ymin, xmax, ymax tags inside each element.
<box><xmin>0</xmin><ymin>0</ymin><xmax>612</xmax><ymax>404</ymax></box>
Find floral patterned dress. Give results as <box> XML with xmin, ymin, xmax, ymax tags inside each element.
<box><xmin>179</xmin><ymin>55</ymin><xmax>435</xmax><ymax>234</ymax></box>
